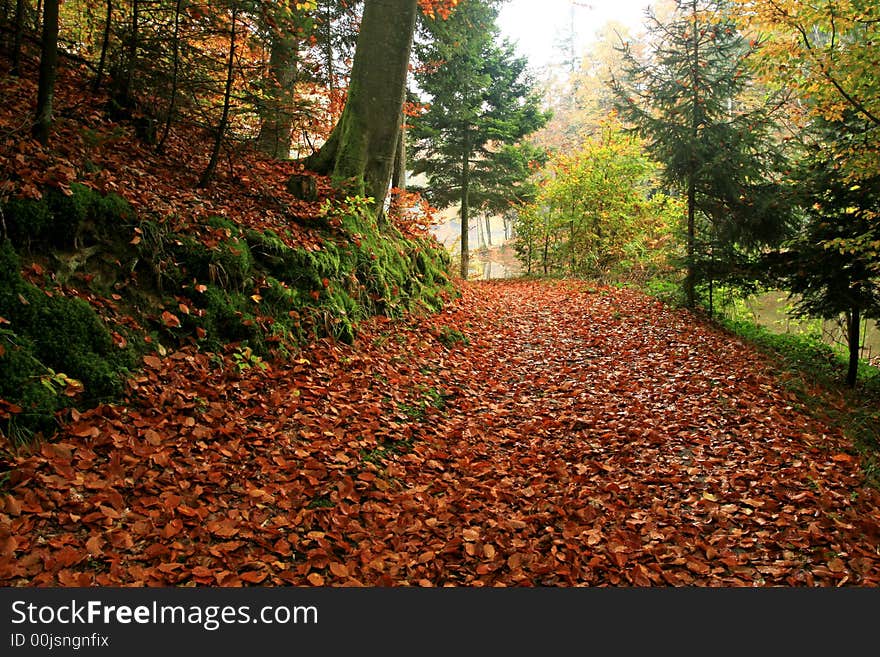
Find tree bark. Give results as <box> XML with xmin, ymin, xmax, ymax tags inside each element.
<box><xmin>93</xmin><ymin>0</ymin><xmax>112</xmax><ymax>92</ymax></box>
<box><xmin>32</xmin><ymin>0</ymin><xmax>58</xmax><ymax>145</ymax></box>
<box><xmin>157</xmin><ymin>0</ymin><xmax>182</xmax><ymax>152</ymax></box>
<box><xmin>460</xmin><ymin>143</ymin><xmax>471</xmax><ymax>279</ymax></box>
<box><xmin>685</xmin><ymin>0</ymin><xmax>699</xmax><ymax>309</ymax></box>
<box><xmin>11</xmin><ymin>0</ymin><xmax>25</xmax><ymax>75</ymax></box>
<box><xmin>256</xmin><ymin>28</ymin><xmax>298</xmax><ymax>159</ymax></box>
<box><xmin>302</xmin><ymin>0</ymin><xmax>418</xmax><ymax>214</ymax></box>
<box><xmin>116</xmin><ymin>0</ymin><xmax>139</xmax><ymax>109</ymax></box>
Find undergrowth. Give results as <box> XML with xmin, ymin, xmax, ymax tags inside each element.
<box><xmin>0</xmin><ymin>186</ymin><xmax>454</xmax><ymax>445</ymax></box>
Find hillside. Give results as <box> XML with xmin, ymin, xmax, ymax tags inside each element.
<box><xmin>0</xmin><ymin>53</ymin><xmax>454</xmax><ymax>444</ymax></box>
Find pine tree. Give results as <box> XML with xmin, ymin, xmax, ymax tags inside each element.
<box><xmin>611</xmin><ymin>0</ymin><xmax>789</xmax><ymax>307</ymax></box>
<box><xmin>409</xmin><ymin>0</ymin><xmax>548</xmax><ymax>278</ymax></box>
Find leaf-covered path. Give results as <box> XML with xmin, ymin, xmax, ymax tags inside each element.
<box><xmin>2</xmin><ymin>280</ymin><xmax>880</xmax><ymax>586</ymax></box>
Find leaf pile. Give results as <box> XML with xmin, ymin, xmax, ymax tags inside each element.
<box><xmin>2</xmin><ymin>280</ymin><xmax>879</xmax><ymax>586</ymax></box>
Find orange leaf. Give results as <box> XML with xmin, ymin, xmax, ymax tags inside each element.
<box><xmin>241</xmin><ymin>570</ymin><xmax>268</xmax><ymax>584</ymax></box>
<box><xmin>161</xmin><ymin>310</ymin><xmax>181</xmax><ymax>328</ymax></box>
<box><xmin>329</xmin><ymin>562</ymin><xmax>349</xmax><ymax>578</ymax></box>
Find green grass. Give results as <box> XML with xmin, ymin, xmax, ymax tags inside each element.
<box><xmin>717</xmin><ymin>315</ymin><xmax>880</xmax><ymax>489</ymax></box>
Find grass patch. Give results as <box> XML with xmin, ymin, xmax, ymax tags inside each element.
<box><xmin>717</xmin><ymin>315</ymin><xmax>880</xmax><ymax>489</ymax></box>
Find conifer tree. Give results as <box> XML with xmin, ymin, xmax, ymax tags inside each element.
<box><xmin>611</xmin><ymin>0</ymin><xmax>788</xmax><ymax>307</ymax></box>
<box><xmin>409</xmin><ymin>0</ymin><xmax>548</xmax><ymax>278</ymax></box>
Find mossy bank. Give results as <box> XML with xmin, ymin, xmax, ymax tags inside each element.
<box><xmin>0</xmin><ymin>186</ymin><xmax>454</xmax><ymax>443</ymax></box>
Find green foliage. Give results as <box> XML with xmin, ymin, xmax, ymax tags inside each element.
<box><xmin>2</xmin><ymin>196</ymin><xmax>54</xmax><ymax>246</ymax></box>
<box><xmin>1</xmin><ymin>184</ymin><xmax>135</xmax><ymax>251</ymax></box>
<box><xmin>611</xmin><ymin>0</ymin><xmax>792</xmax><ymax>301</ymax></box>
<box><xmin>436</xmin><ymin>326</ymin><xmax>469</xmax><ymax>349</ymax></box>
<box><xmin>409</xmin><ymin>0</ymin><xmax>550</xmax><ymax>276</ymax></box>
<box><xmin>514</xmin><ymin>120</ymin><xmax>683</xmax><ymax>283</ymax></box>
<box><xmin>735</xmin><ymin>0</ymin><xmax>880</xmax><ymax>182</ymax></box>
<box><xmin>231</xmin><ymin>346</ymin><xmax>268</xmax><ymax>373</ymax></box>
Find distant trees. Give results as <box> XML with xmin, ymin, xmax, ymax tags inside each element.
<box><xmin>408</xmin><ymin>0</ymin><xmax>548</xmax><ymax>278</ymax></box>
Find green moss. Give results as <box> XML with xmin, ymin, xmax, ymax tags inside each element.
<box><xmin>0</xmin><ymin>239</ymin><xmax>136</xmax><ymax>441</ymax></box>
<box><xmin>2</xmin><ymin>196</ymin><xmax>53</xmax><ymax>246</ymax></box>
<box><xmin>45</xmin><ymin>183</ymin><xmax>93</xmax><ymax>246</ymax></box>
<box><xmin>2</xmin><ymin>184</ymin><xmax>134</xmax><ymax>252</ymax></box>
<box><xmin>200</xmin><ymin>285</ymin><xmax>261</xmax><ymax>350</ymax></box>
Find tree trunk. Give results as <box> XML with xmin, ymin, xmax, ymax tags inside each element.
<box><xmin>32</xmin><ymin>0</ymin><xmax>58</xmax><ymax>145</ymax></box>
<box><xmin>93</xmin><ymin>0</ymin><xmax>112</xmax><ymax>92</ymax></box>
<box><xmin>460</xmin><ymin>144</ymin><xmax>471</xmax><ymax>279</ymax></box>
<box><xmin>685</xmin><ymin>0</ymin><xmax>699</xmax><ymax>309</ymax></box>
<box><xmin>116</xmin><ymin>0</ymin><xmax>139</xmax><ymax>109</ymax></box>
<box><xmin>157</xmin><ymin>0</ymin><xmax>182</xmax><ymax>152</ymax></box>
<box><xmin>542</xmin><ymin>213</ymin><xmax>550</xmax><ymax>275</ymax></box>
<box><xmin>256</xmin><ymin>29</ymin><xmax>298</xmax><ymax>159</ymax></box>
<box><xmin>847</xmin><ymin>305</ymin><xmax>861</xmax><ymax>388</ymax></box>
<box><xmin>389</xmin><ymin>115</ymin><xmax>406</xmax><ymax>217</ymax></box>
<box><xmin>11</xmin><ymin>0</ymin><xmax>25</xmax><ymax>75</ymax></box>
<box><xmin>391</xmin><ymin>118</ymin><xmax>406</xmax><ymax>191</ymax></box>
<box><xmin>199</xmin><ymin>6</ymin><xmax>238</xmax><ymax>188</ymax></box>
<box><xmin>302</xmin><ymin>0</ymin><xmax>418</xmax><ymax>214</ymax></box>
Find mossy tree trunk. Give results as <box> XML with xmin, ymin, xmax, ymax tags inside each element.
<box><xmin>33</xmin><ymin>0</ymin><xmax>59</xmax><ymax>145</ymax></box>
<box><xmin>302</xmin><ymin>0</ymin><xmax>418</xmax><ymax>214</ymax></box>
<box><xmin>256</xmin><ymin>28</ymin><xmax>299</xmax><ymax>159</ymax></box>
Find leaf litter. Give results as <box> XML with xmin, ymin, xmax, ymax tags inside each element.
<box><xmin>1</xmin><ymin>279</ymin><xmax>879</xmax><ymax>586</ymax></box>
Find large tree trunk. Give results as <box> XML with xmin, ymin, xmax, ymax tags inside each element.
<box><xmin>302</xmin><ymin>0</ymin><xmax>418</xmax><ymax>214</ymax></box>
<box><xmin>256</xmin><ymin>30</ymin><xmax>298</xmax><ymax>159</ymax></box>
<box><xmin>32</xmin><ymin>0</ymin><xmax>58</xmax><ymax>145</ymax></box>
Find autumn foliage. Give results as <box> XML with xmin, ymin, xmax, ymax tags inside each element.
<box><xmin>2</xmin><ymin>280</ymin><xmax>879</xmax><ymax>586</ymax></box>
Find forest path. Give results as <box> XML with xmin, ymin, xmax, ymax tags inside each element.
<box><xmin>2</xmin><ymin>279</ymin><xmax>879</xmax><ymax>586</ymax></box>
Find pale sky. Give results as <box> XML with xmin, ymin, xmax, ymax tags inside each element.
<box><xmin>496</xmin><ymin>0</ymin><xmax>654</xmax><ymax>72</ymax></box>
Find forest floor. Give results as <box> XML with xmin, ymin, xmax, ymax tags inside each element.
<box><xmin>2</xmin><ymin>278</ymin><xmax>879</xmax><ymax>587</ymax></box>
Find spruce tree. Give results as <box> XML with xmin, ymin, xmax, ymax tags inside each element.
<box><xmin>409</xmin><ymin>0</ymin><xmax>548</xmax><ymax>279</ymax></box>
<box><xmin>611</xmin><ymin>0</ymin><xmax>788</xmax><ymax>307</ymax></box>
<box><xmin>771</xmin><ymin>116</ymin><xmax>880</xmax><ymax>388</ymax></box>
